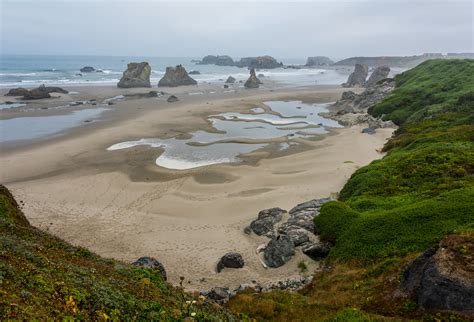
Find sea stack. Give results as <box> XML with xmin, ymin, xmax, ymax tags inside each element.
<box><xmin>158</xmin><ymin>65</ymin><xmax>197</xmax><ymax>87</ymax></box>
<box><xmin>365</xmin><ymin>65</ymin><xmax>390</xmax><ymax>87</ymax></box>
<box><xmin>244</xmin><ymin>68</ymin><xmax>261</xmax><ymax>88</ymax></box>
<box><xmin>117</xmin><ymin>62</ymin><xmax>151</xmax><ymax>88</ymax></box>
<box><xmin>343</xmin><ymin>63</ymin><xmax>368</xmax><ymax>87</ymax></box>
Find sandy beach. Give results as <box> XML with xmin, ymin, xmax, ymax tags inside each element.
<box><xmin>0</xmin><ymin>83</ymin><xmax>393</xmax><ymax>290</ymax></box>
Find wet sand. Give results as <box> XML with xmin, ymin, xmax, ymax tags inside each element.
<box><xmin>0</xmin><ymin>83</ymin><xmax>394</xmax><ymax>290</ymax></box>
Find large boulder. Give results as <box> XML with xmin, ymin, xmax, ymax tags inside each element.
<box><xmin>132</xmin><ymin>256</ymin><xmax>167</xmax><ymax>281</ymax></box>
<box><xmin>366</xmin><ymin>65</ymin><xmax>390</xmax><ymax>87</ymax></box>
<box><xmin>22</xmin><ymin>85</ymin><xmax>68</xmax><ymax>100</ymax></box>
<box><xmin>278</xmin><ymin>225</ymin><xmax>310</xmax><ymax>246</ymax></box>
<box><xmin>225</xmin><ymin>76</ymin><xmax>236</xmax><ymax>84</ymax></box>
<box><xmin>5</xmin><ymin>87</ymin><xmax>29</xmax><ymax>96</ymax></box>
<box><xmin>301</xmin><ymin>239</ymin><xmax>333</xmax><ymax>259</ymax></box>
<box><xmin>167</xmin><ymin>95</ymin><xmax>179</xmax><ymax>103</ymax></box>
<box><xmin>80</xmin><ymin>66</ymin><xmax>95</xmax><ymax>73</ymax></box>
<box><xmin>158</xmin><ymin>65</ymin><xmax>197</xmax><ymax>87</ymax></box>
<box><xmin>117</xmin><ymin>62</ymin><xmax>151</xmax><ymax>88</ymax></box>
<box><xmin>244</xmin><ymin>68</ymin><xmax>261</xmax><ymax>89</ymax></box>
<box><xmin>198</xmin><ymin>55</ymin><xmax>235</xmax><ymax>66</ymax></box>
<box><xmin>236</xmin><ymin>56</ymin><xmax>283</xmax><ymax>69</ymax></box>
<box><xmin>305</xmin><ymin>56</ymin><xmax>334</xmax><ymax>66</ymax></box>
<box><xmin>398</xmin><ymin>235</ymin><xmax>474</xmax><ymax>312</ymax></box>
<box><xmin>263</xmin><ymin>235</ymin><xmax>295</xmax><ymax>268</ymax></box>
<box><xmin>216</xmin><ymin>252</ymin><xmax>245</xmax><ymax>273</ymax></box>
<box><xmin>205</xmin><ymin>287</ymin><xmax>230</xmax><ymax>304</ymax></box>
<box><xmin>248</xmin><ymin>207</ymin><xmax>286</xmax><ymax>236</ymax></box>
<box><xmin>343</xmin><ymin>63</ymin><xmax>368</xmax><ymax>87</ymax></box>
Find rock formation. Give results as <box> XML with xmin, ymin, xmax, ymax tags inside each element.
<box><xmin>22</xmin><ymin>85</ymin><xmax>68</xmax><ymax>100</ymax></box>
<box><xmin>188</xmin><ymin>70</ymin><xmax>201</xmax><ymax>75</ymax></box>
<box><xmin>305</xmin><ymin>56</ymin><xmax>334</xmax><ymax>66</ymax></box>
<box><xmin>244</xmin><ymin>68</ymin><xmax>261</xmax><ymax>89</ymax></box>
<box><xmin>5</xmin><ymin>87</ymin><xmax>29</xmax><ymax>96</ymax></box>
<box><xmin>263</xmin><ymin>235</ymin><xmax>295</xmax><ymax>268</ymax></box>
<box><xmin>158</xmin><ymin>65</ymin><xmax>197</xmax><ymax>87</ymax></box>
<box><xmin>398</xmin><ymin>235</ymin><xmax>473</xmax><ymax>312</ymax></box>
<box><xmin>236</xmin><ymin>56</ymin><xmax>283</xmax><ymax>69</ymax></box>
<box><xmin>80</xmin><ymin>66</ymin><xmax>95</xmax><ymax>73</ymax></box>
<box><xmin>117</xmin><ymin>62</ymin><xmax>151</xmax><ymax>88</ymax></box>
<box><xmin>248</xmin><ymin>207</ymin><xmax>286</xmax><ymax>236</ymax></box>
<box><xmin>225</xmin><ymin>76</ymin><xmax>236</xmax><ymax>84</ymax></box>
<box><xmin>198</xmin><ymin>55</ymin><xmax>235</xmax><ymax>66</ymax></box>
<box><xmin>216</xmin><ymin>252</ymin><xmax>245</xmax><ymax>273</ymax></box>
<box><xmin>343</xmin><ymin>63</ymin><xmax>368</xmax><ymax>87</ymax></box>
<box><xmin>366</xmin><ymin>65</ymin><xmax>390</xmax><ymax>87</ymax></box>
<box><xmin>167</xmin><ymin>95</ymin><xmax>179</xmax><ymax>103</ymax></box>
<box><xmin>132</xmin><ymin>256</ymin><xmax>167</xmax><ymax>281</ymax></box>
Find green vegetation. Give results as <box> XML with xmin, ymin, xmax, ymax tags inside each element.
<box><xmin>0</xmin><ymin>186</ymin><xmax>233</xmax><ymax>320</ymax></box>
<box><xmin>229</xmin><ymin>59</ymin><xmax>474</xmax><ymax>320</ymax></box>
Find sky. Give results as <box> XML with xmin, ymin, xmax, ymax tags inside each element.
<box><xmin>1</xmin><ymin>0</ymin><xmax>473</xmax><ymax>59</ymax></box>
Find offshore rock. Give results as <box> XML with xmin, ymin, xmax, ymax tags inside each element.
<box><xmin>244</xmin><ymin>68</ymin><xmax>261</xmax><ymax>89</ymax></box>
<box><xmin>366</xmin><ymin>65</ymin><xmax>390</xmax><ymax>87</ymax></box>
<box><xmin>158</xmin><ymin>65</ymin><xmax>197</xmax><ymax>87</ymax></box>
<box><xmin>343</xmin><ymin>63</ymin><xmax>368</xmax><ymax>87</ymax></box>
<box><xmin>117</xmin><ymin>62</ymin><xmax>151</xmax><ymax>88</ymax></box>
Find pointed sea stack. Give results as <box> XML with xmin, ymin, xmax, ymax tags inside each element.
<box><xmin>343</xmin><ymin>63</ymin><xmax>368</xmax><ymax>88</ymax></box>
<box><xmin>244</xmin><ymin>68</ymin><xmax>261</xmax><ymax>88</ymax></box>
<box><xmin>117</xmin><ymin>62</ymin><xmax>151</xmax><ymax>88</ymax></box>
<box><xmin>158</xmin><ymin>65</ymin><xmax>197</xmax><ymax>87</ymax></box>
<box><xmin>365</xmin><ymin>65</ymin><xmax>390</xmax><ymax>87</ymax></box>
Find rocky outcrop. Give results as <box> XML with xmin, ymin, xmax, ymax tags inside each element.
<box><xmin>301</xmin><ymin>238</ymin><xmax>333</xmax><ymax>259</ymax></box>
<box><xmin>22</xmin><ymin>85</ymin><xmax>68</xmax><ymax>100</ymax></box>
<box><xmin>366</xmin><ymin>66</ymin><xmax>390</xmax><ymax>87</ymax></box>
<box><xmin>244</xmin><ymin>68</ymin><xmax>261</xmax><ymax>89</ymax></box>
<box><xmin>203</xmin><ymin>287</ymin><xmax>230</xmax><ymax>304</ymax></box>
<box><xmin>225</xmin><ymin>76</ymin><xmax>236</xmax><ymax>84</ymax></box>
<box><xmin>117</xmin><ymin>62</ymin><xmax>151</xmax><ymax>88</ymax></box>
<box><xmin>305</xmin><ymin>56</ymin><xmax>334</xmax><ymax>66</ymax></box>
<box><xmin>216</xmin><ymin>252</ymin><xmax>245</xmax><ymax>272</ymax></box>
<box><xmin>322</xmin><ymin>78</ymin><xmax>396</xmax><ymax>129</ymax></box>
<box><xmin>198</xmin><ymin>55</ymin><xmax>235</xmax><ymax>66</ymax></box>
<box><xmin>398</xmin><ymin>235</ymin><xmax>473</xmax><ymax>313</ymax></box>
<box><xmin>248</xmin><ymin>207</ymin><xmax>286</xmax><ymax>236</ymax></box>
<box><xmin>5</xmin><ymin>87</ymin><xmax>29</xmax><ymax>96</ymax></box>
<box><xmin>80</xmin><ymin>66</ymin><xmax>95</xmax><ymax>73</ymax></box>
<box><xmin>188</xmin><ymin>70</ymin><xmax>200</xmax><ymax>75</ymax></box>
<box><xmin>158</xmin><ymin>65</ymin><xmax>197</xmax><ymax>87</ymax></box>
<box><xmin>236</xmin><ymin>56</ymin><xmax>283</xmax><ymax>69</ymax></box>
<box><xmin>343</xmin><ymin>63</ymin><xmax>368</xmax><ymax>87</ymax></box>
<box><xmin>132</xmin><ymin>256</ymin><xmax>167</xmax><ymax>281</ymax></box>
<box><xmin>167</xmin><ymin>95</ymin><xmax>179</xmax><ymax>103</ymax></box>
<box><xmin>264</xmin><ymin>235</ymin><xmax>295</xmax><ymax>268</ymax></box>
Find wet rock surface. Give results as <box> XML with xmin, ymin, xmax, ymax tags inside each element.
<box><xmin>132</xmin><ymin>256</ymin><xmax>167</xmax><ymax>281</ymax></box>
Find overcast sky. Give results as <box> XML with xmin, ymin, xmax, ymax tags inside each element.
<box><xmin>1</xmin><ymin>0</ymin><xmax>472</xmax><ymax>59</ymax></box>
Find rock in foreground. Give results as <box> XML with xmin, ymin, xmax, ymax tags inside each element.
<box><xmin>264</xmin><ymin>235</ymin><xmax>295</xmax><ymax>268</ymax></box>
<box><xmin>117</xmin><ymin>62</ymin><xmax>151</xmax><ymax>88</ymax></box>
<box><xmin>5</xmin><ymin>87</ymin><xmax>29</xmax><ymax>96</ymax></box>
<box><xmin>167</xmin><ymin>95</ymin><xmax>179</xmax><ymax>103</ymax></box>
<box><xmin>366</xmin><ymin>65</ymin><xmax>390</xmax><ymax>87</ymax></box>
<box><xmin>158</xmin><ymin>65</ymin><xmax>197</xmax><ymax>87</ymax></box>
<box><xmin>22</xmin><ymin>85</ymin><xmax>69</xmax><ymax>100</ymax></box>
<box><xmin>132</xmin><ymin>256</ymin><xmax>167</xmax><ymax>281</ymax></box>
<box><xmin>399</xmin><ymin>235</ymin><xmax>473</xmax><ymax>312</ymax></box>
<box><xmin>216</xmin><ymin>252</ymin><xmax>245</xmax><ymax>273</ymax></box>
<box><xmin>244</xmin><ymin>68</ymin><xmax>261</xmax><ymax>89</ymax></box>
<box><xmin>248</xmin><ymin>207</ymin><xmax>286</xmax><ymax>236</ymax></box>
<box><xmin>343</xmin><ymin>63</ymin><xmax>368</xmax><ymax>87</ymax></box>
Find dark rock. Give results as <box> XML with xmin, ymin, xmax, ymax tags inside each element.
<box><xmin>23</xmin><ymin>89</ymin><xmax>51</xmax><ymax>100</ymax></box>
<box><xmin>366</xmin><ymin>65</ymin><xmax>390</xmax><ymax>87</ymax></box>
<box><xmin>343</xmin><ymin>63</ymin><xmax>368</xmax><ymax>87</ymax></box>
<box><xmin>243</xmin><ymin>226</ymin><xmax>252</xmax><ymax>235</ymax></box>
<box><xmin>76</xmin><ymin>73</ymin><xmax>83</xmax><ymax>77</ymax></box>
<box><xmin>132</xmin><ymin>256</ymin><xmax>167</xmax><ymax>281</ymax></box>
<box><xmin>279</xmin><ymin>225</ymin><xmax>310</xmax><ymax>246</ymax></box>
<box><xmin>5</xmin><ymin>87</ymin><xmax>29</xmax><ymax>96</ymax></box>
<box><xmin>223</xmin><ymin>84</ymin><xmax>229</xmax><ymax>89</ymax></box>
<box><xmin>198</xmin><ymin>55</ymin><xmax>235</xmax><ymax>66</ymax></box>
<box><xmin>281</xmin><ymin>198</ymin><xmax>331</xmax><ymax>232</ymax></box>
<box><xmin>236</xmin><ymin>56</ymin><xmax>283</xmax><ymax>69</ymax></box>
<box><xmin>205</xmin><ymin>287</ymin><xmax>230</xmax><ymax>304</ymax></box>
<box><xmin>249</xmin><ymin>207</ymin><xmax>286</xmax><ymax>236</ymax></box>
<box><xmin>188</xmin><ymin>70</ymin><xmax>201</xmax><ymax>75</ymax></box>
<box><xmin>399</xmin><ymin>235</ymin><xmax>474</xmax><ymax>312</ymax></box>
<box><xmin>80</xmin><ymin>66</ymin><xmax>95</xmax><ymax>73</ymax></box>
<box><xmin>362</xmin><ymin>127</ymin><xmax>376</xmax><ymax>134</ymax></box>
<box><xmin>158</xmin><ymin>65</ymin><xmax>197</xmax><ymax>87</ymax></box>
<box><xmin>263</xmin><ymin>235</ymin><xmax>295</xmax><ymax>268</ymax></box>
<box><xmin>225</xmin><ymin>76</ymin><xmax>236</xmax><ymax>84</ymax></box>
<box><xmin>216</xmin><ymin>252</ymin><xmax>244</xmax><ymax>272</ymax></box>
<box><xmin>305</xmin><ymin>56</ymin><xmax>334</xmax><ymax>66</ymax></box>
<box><xmin>301</xmin><ymin>240</ymin><xmax>333</xmax><ymax>259</ymax></box>
<box><xmin>117</xmin><ymin>62</ymin><xmax>151</xmax><ymax>88</ymax></box>
<box><xmin>244</xmin><ymin>68</ymin><xmax>261</xmax><ymax>89</ymax></box>
<box><xmin>167</xmin><ymin>95</ymin><xmax>179</xmax><ymax>103</ymax></box>
<box><xmin>257</xmin><ymin>73</ymin><xmax>265</xmax><ymax>78</ymax></box>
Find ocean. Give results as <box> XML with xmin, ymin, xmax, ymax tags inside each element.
<box><xmin>0</xmin><ymin>54</ymin><xmax>348</xmax><ymax>88</ymax></box>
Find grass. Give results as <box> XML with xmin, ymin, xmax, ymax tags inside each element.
<box><xmin>0</xmin><ymin>186</ymin><xmax>234</xmax><ymax>320</ymax></box>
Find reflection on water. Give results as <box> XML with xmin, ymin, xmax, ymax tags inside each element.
<box><xmin>108</xmin><ymin>101</ymin><xmax>341</xmax><ymax>170</ymax></box>
<box><xmin>0</xmin><ymin>108</ymin><xmax>109</xmax><ymax>143</ymax></box>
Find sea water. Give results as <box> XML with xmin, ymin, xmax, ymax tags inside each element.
<box><xmin>108</xmin><ymin>101</ymin><xmax>341</xmax><ymax>170</ymax></box>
